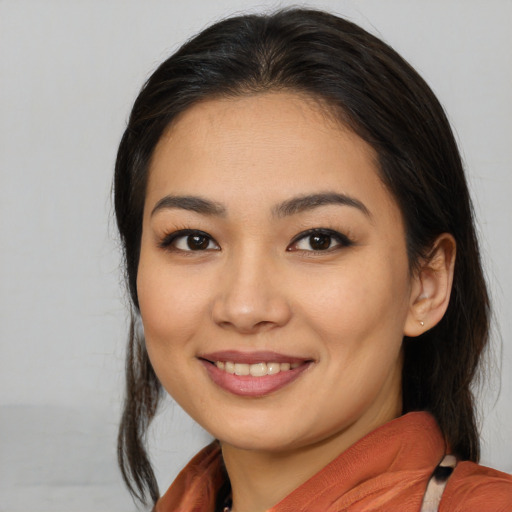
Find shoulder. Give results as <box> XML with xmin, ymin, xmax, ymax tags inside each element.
<box><xmin>155</xmin><ymin>442</ymin><xmax>224</xmax><ymax>512</ymax></box>
<box><xmin>440</xmin><ymin>460</ymin><xmax>512</xmax><ymax>512</ymax></box>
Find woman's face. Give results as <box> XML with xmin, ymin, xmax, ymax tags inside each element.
<box><xmin>137</xmin><ymin>92</ymin><xmax>418</xmax><ymax>454</ymax></box>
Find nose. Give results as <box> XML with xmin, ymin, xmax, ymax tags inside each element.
<box><xmin>211</xmin><ymin>251</ymin><xmax>292</xmax><ymax>334</ymax></box>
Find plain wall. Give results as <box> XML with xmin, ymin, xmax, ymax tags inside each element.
<box><xmin>1</xmin><ymin>1</ymin><xmax>511</xmax><ymax>510</ymax></box>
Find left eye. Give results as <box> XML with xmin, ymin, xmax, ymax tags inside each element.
<box><xmin>175</xmin><ymin>234</ymin><xmax>217</xmax><ymax>251</ymax></box>
<box><xmin>288</xmin><ymin>230</ymin><xmax>351</xmax><ymax>252</ymax></box>
<box><xmin>160</xmin><ymin>230</ymin><xmax>220</xmax><ymax>252</ymax></box>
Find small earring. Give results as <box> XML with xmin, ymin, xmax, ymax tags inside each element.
<box><xmin>419</xmin><ymin>321</ymin><xmax>425</xmax><ymax>327</ymax></box>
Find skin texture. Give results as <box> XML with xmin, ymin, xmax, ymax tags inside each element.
<box><xmin>137</xmin><ymin>92</ymin><xmax>455</xmax><ymax>512</ymax></box>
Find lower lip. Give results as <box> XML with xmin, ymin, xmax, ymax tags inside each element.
<box><xmin>200</xmin><ymin>360</ymin><xmax>312</xmax><ymax>397</ymax></box>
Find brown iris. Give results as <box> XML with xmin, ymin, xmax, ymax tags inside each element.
<box><xmin>187</xmin><ymin>235</ymin><xmax>210</xmax><ymax>250</ymax></box>
<box><xmin>309</xmin><ymin>233</ymin><xmax>332</xmax><ymax>250</ymax></box>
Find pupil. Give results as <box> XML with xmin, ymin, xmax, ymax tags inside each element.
<box><xmin>187</xmin><ymin>235</ymin><xmax>209</xmax><ymax>250</ymax></box>
<box><xmin>310</xmin><ymin>234</ymin><xmax>331</xmax><ymax>250</ymax></box>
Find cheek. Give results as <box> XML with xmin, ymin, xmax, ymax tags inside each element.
<box><xmin>136</xmin><ymin>264</ymin><xmax>207</xmax><ymax>399</ymax></box>
<box><xmin>136</xmin><ymin>256</ymin><xmax>207</xmax><ymax>349</ymax></box>
<box><xmin>292</xmin><ymin>255</ymin><xmax>411</xmax><ymax>348</ymax></box>
<box><xmin>137</xmin><ymin>252</ymin><xmax>187</xmax><ymax>344</ymax></box>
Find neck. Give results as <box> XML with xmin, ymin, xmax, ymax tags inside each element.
<box><xmin>221</xmin><ymin>398</ymin><xmax>401</xmax><ymax>512</ymax></box>
<box><xmin>222</xmin><ymin>442</ymin><xmax>327</xmax><ymax>512</ymax></box>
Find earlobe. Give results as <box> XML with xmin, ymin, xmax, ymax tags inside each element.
<box><xmin>404</xmin><ymin>234</ymin><xmax>456</xmax><ymax>337</ymax></box>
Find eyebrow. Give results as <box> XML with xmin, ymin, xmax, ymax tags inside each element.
<box><xmin>150</xmin><ymin>192</ymin><xmax>371</xmax><ymax>219</ymax></box>
<box><xmin>151</xmin><ymin>195</ymin><xmax>226</xmax><ymax>217</ymax></box>
<box><xmin>273</xmin><ymin>192</ymin><xmax>371</xmax><ymax>219</ymax></box>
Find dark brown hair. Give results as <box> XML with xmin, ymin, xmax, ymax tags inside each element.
<box><xmin>114</xmin><ymin>8</ymin><xmax>490</xmax><ymax>507</ymax></box>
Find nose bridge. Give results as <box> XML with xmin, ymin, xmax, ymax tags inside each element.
<box><xmin>212</xmin><ymin>243</ymin><xmax>291</xmax><ymax>332</ymax></box>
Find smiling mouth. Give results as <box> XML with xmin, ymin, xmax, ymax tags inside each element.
<box><xmin>211</xmin><ymin>360</ymin><xmax>301</xmax><ymax>377</ymax></box>
<box><xmin>199</xmin><ymin>353</ymin><xmax>313</xmax><ymax>397</ymax></box>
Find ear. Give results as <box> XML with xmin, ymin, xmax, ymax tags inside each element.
<box><xmin>404</xmin><ymin>234</ymin><xmax>456</xmax><ymax>337</ymax></box>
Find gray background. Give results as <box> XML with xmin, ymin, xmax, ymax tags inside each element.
<box><xmin>1</xmin><ymin>1</ymin><xmax>511</xmax><ymax>511</ymax></box>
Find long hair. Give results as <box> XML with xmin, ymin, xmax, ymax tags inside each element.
<box><xmin>114</xmin><ymin>8</ymin><xmax>490</xmax><ymax>506</ymax></box>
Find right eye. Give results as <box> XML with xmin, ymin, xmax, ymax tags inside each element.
<box><xmin>159</xmin><ymin>230</ymin><xmax>220</xmax><ymax>252</ymax></box>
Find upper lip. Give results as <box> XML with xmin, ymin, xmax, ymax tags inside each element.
<box><xmin>199</xmin><ymin>350</ymin><xmax>312</xmax><ymax>365</ymax></box>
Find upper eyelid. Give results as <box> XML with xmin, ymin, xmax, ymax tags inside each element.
<box><xmin>290</xmin><ymin>228</ymin><xmax>350</xmax><ymax>243</ymax></box>
<box><xmin>159</xmin><ymin>229</ymin><xmax>219</xmax><ymax>249</ymax></box>
<box><xmin>157</xmin><ymin>227</ymin><xmax>351</xmax><ymax>250</ymax></box>
<box><xmin>287</xmin><ymin>228</ymin><xmax>353</xmax><ymax>251</ymax></box>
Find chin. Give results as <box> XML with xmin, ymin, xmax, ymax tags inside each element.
<box><xmin>219</xmin><ymin>432</ymin><xmax>298</xmax><ymax>453</ymax></box>
<box><xmin>211</xmin><ymin>417</ymin><xmax>324</xmax><ymax>454</ymax></box>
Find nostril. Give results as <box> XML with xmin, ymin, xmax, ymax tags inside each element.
<box><xmin>255</xmin><ymin>320</ymin><xmax>274</xmax><ymax>328</ymax></box>
<box><xmin>218</xmin><ymin>319</ymin><xmax>279</xmax><ymax>334</ymax></box>
<box><xmin>211</xmin><ymin>286</ymin><xmax>292</xmax><ymax>332</ymax></box>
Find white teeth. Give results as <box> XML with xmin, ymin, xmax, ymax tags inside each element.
<box><xmin>267</xmin><ymin>362</ymin><xmax>281</xmax><ymax>375</ymax></box>
<box><xmin>215</xmin><ymin>361</ymin><xmax>302</xmax><ymax>376</ymax></box>
<box><xmin>234</xmin><ymin>363</ymin><xmax>250</xmax><ymax>376</ymax></box>
<box><xmin>249</xmin><ymin>362</ymin><xmax>267</xmax><ymax>377</ymax></box>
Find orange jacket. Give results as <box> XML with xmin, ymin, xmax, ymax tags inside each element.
<box><xmin>156</xmin><ymin>412</ymin><xmax>512</xmax><ymax>511</ymax></box>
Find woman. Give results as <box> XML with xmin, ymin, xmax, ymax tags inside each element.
<box><xmin>114</xmin><ymin>8</ymin><xmax>512</xmax><ymax>511</ymax></box>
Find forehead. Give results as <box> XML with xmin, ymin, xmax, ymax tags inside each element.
<box><xmin>154</xmin><ymin>92</ymin><xmax>357</xmax><ymax>162</ymax></box>
<box><xmin>146</xmin><ymin>92</ymin><xmax>398</xmax><ymax>221</ymax></box>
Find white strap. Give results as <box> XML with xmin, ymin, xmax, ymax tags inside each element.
<box><xmin>420</xmin><ymin>454</ymin><xmax>457</xmax><ymax>512</ymax></box>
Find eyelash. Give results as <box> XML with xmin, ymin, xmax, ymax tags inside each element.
<box><xmin>158</xmin><ymin>228</ymin><xmax>353</xmax><ymax>253</ymax></box>
<box><xmin>159</xmin><ymin>229</ymin><xmax>220</xmax><ymax>252</ymax></box>
<box><xmin>288</xmin><ymin>228</ymin><xmax>354</xmax><ymax>253</ymax></box>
